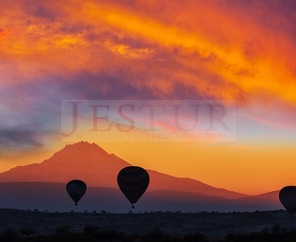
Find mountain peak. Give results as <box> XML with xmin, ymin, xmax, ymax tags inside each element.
<box><xmin>49</xmin><ymin>141</ymin><xmax>110</xmax><ymax>161</ymax></box>
<box><xmin>0</xmin><ymin>141</ymin><xmax>129</xmax><ymax>187</ymax></box>
<box><xmin>62</xmin><ymin>141</ymin><xmax>108</xmax><ymax>154</ymax></box>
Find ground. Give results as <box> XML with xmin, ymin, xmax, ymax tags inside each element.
<box><xmin>0</xmin><ymin>209</ymin><xmax>295</xmax><ymax>239</ymax></box>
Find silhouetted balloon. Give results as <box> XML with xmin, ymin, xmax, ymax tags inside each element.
<box><xmin>279</xmin><ymin>186</ymin><xmax>296</xmax><ymax>216</ymax></box>
<box><xmin>117</xmin><ymin>166</ymin><xmax>150</xmax><ymax>208</ymax></box>
<box><xmin>66</xmin><ymin>180</ymin><xmax>87</xmax><ymax>206</ymax></box>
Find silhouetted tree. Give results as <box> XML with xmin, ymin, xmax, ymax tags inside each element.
<box><xmin>96</xmin><ymin>229</ymin><xmax>124</xmax><ymax>242</ymax></box>
<box><xmin>0</xmin><ymin>228</ymin><xmax>20</xmax><ymax>242</ymax></box>
<box><xmin>184</xmin><ymin>233</ymin><xmax>209</xmax><ymax>242</ymax></box>
<box><xmin>84</xmin><ymin>225</ymin><xmax>99</xmax><ymax>235</ymax></box>
<box><xmin>140</xmin><ymin>227</ymin><xmax>166</xmax><ymax>242</ymax></box>
<box><xmin>19</xmin><ymin>227</ymin><xmax>36</xmax><ymax>236</ymax></box>
<box><xmin>55</xmin><ymin>225</ymin><xmax>70</xmax><ymax>235</ymax></box>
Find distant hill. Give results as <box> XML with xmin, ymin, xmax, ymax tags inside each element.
<box><xmin>0</xmin><ymin>182</ymin><xmax>282</xmax><ymax>213</ymax></box>
<box><xmin>0</xmin><ymin>141</ymin><xmax>247</xmax><ymax>199</ymax></box>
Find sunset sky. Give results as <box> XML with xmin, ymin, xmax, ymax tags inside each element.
<box><xmin>0</xmin><ymin>0</ymin><xmax>295</xmax><ymax>195</ymax></box>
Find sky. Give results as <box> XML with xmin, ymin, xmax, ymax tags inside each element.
<box><xmin>0</xmin><ymin>0</ymin><xmax>296</xmax><ymax>195</ymax></box>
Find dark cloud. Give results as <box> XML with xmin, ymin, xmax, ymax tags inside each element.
<box><xmin>0</xmin><ymin>128</ymin><xmax>43</xmax><ymax>153</ymax></box>
<box><xmin>170</xmin><ymin>82</ymin><xmax>212</xmax><ymax>100</ymax></box>
<box><xmin>58</xmin><ymin>71</ymin><xmax>159</xmax><ymax>100</ymax></box>
<box><xmin>22</xmin><ymin>0</ymin><xmax>64</xmax><ymax>20</ymax></box>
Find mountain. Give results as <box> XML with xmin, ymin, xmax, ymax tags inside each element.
<box><xmin>0</xmin><ymin>141</ymin><xmax>246</xmax><ymax>199</ymax></box>
<box><xmin>0</xmin><ymin>142</ymin><xmax>128</xmax><ymax>188</ymax></box>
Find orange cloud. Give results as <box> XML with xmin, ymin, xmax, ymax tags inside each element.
<box><xmin>1</xmin><ymin>0</ymin><xmax>295</xmax><ymax>107</ymax></box>
<box><xmin>0</xmin><ymin>28</ymin><xmax>10</xmax><ymax>40</ymax></box>
<box><xmin>71</xmin><ymin>1</ymin><xmax>296</xmax><ymax>104</ymax></box>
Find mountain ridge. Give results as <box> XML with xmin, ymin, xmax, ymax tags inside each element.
<box><xmin>0</xmin><ymin>141</ymin><xmax>247</xmax><ymax>199</ymax></box>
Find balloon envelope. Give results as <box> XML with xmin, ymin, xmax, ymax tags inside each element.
<box><xmin>117</xmin><ymin>166</ymin><xmax>150</xmax><ymax>208</ymax></box>
<box><xmin>66</xmin><ymin>180</ymin><xmax>87</xmax><ymax>206</ymax></box>
<box><xmin>279</xmin><ymin>186</ymin><xmax>296</xmax><ymax>215</ymax></box>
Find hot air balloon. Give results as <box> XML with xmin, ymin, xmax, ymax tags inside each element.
<box><xmin>279</xmin><ymin>186</ymin><xmax>296</xmax><ymax>216</ymax></box>
<box><xmin>117</xmin><ymin>166</ymin><xmax>150</xmax><ymax>209</ymax></box>
<box><xmin>66</xmin><ymin>180</ymin><xmax>87</xmax><ymax>206</ymax></box>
